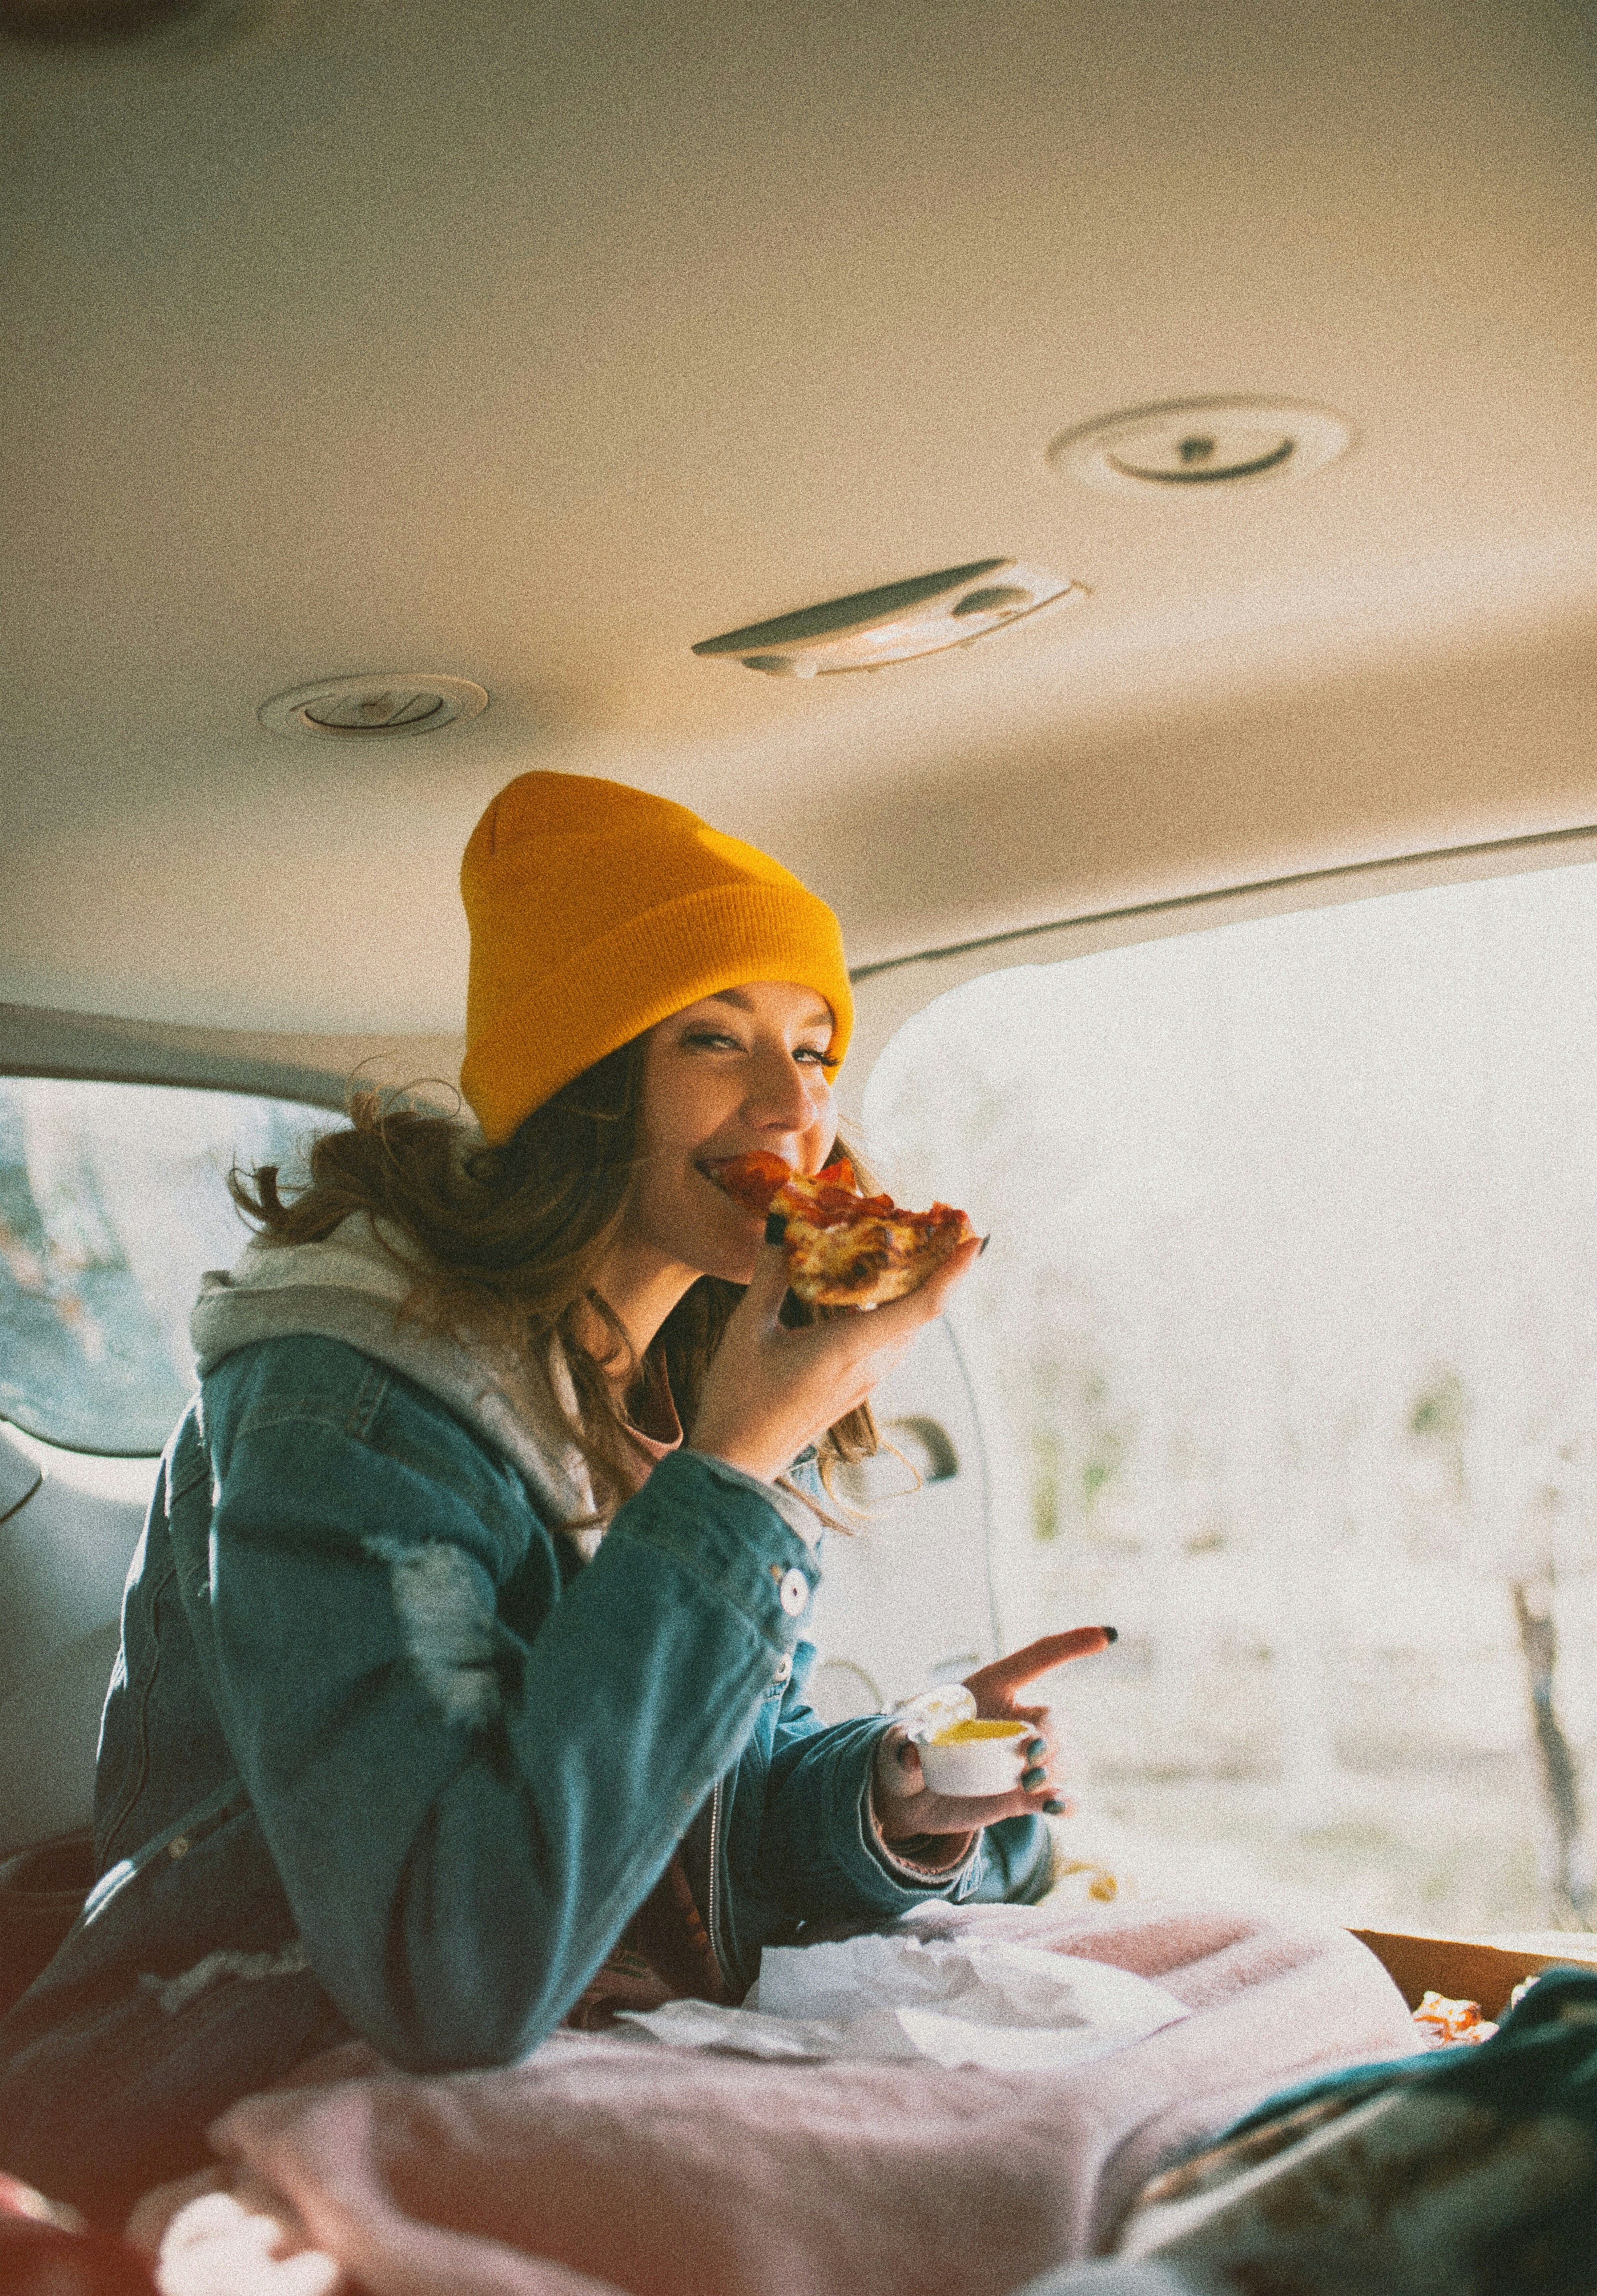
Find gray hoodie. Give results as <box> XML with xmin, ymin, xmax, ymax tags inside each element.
<box><xmin>190</xmin><ymin>1211</ymin><xmax>820</xmax><ymax>1546</ymax></box>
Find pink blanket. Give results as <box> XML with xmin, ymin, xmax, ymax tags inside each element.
<box><xmin>129</xmin><ymin>1903</ymin><xmax>1418</xmax><ymax>2296</ymax></box>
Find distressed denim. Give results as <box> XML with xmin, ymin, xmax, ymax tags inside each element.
<box><xmin>0</xmin><ymin>1336</ymin><xmax>1049</xmax><ymax>2219</ymax></box>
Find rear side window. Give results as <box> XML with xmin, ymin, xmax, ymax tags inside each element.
<box><xmin>0</xmin><ymin>1080</ymin><xmax>324</xmax><ymax>1456</ymax></box>
<box><xmin>863</xmin><ymin>862</ymin><xmax>1597</xmax><ymax>1938</ymax></box>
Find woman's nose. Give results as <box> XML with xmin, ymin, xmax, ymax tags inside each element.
<box><xmin>746</xmin><ymin>1045</ymin><xmax>822</xmax><ymax>1130</ymax></box>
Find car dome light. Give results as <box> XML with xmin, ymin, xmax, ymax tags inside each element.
<box><xmin>1048</xmin><ymin>398</ymin><xmax>1352</xmax><ymax>492</ymax></box>
<box><xmin>258</xmin><ymin>673</ymin><xmax>489</xmax><ymax>739</ymax></box>
<box><xmin>692</xmin><ymin>559</ymin><xmax>1084</xmax><ymax>677</ymax></box>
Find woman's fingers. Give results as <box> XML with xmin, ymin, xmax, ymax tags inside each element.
<box><xmin>878</xmin><ymin>1775</ymin><xmax>1073</xmax><ymax>1837</ymax></box>
<box><xmin>965</xmin><ymin>1627</ymin><xmax>1116</xmax><ymax>1711</ymax></box>
<box><xmin>864</xmin><ymin>1232</ymin><xmax>983</xmax><ymax>1337</ymax></box>
<box><xmin>872</xmin><ymin>1725</ymin><xmax>1074</xmax><ymax>1843</ymax></box>
<box><xmin>917</xmin><ymin>1785</ymin><xmax>1072</xmax><ymax>1830</ymax></box>
<box><xmin>740</xmin><ymin>1235</ymin><xmax>797</xmax><ymax>1327</ymax></box>
<box><xmin>876</xmin><ymin>1622</ymin><xmax>1113</xmax><ymax>1843</ymax></box>
<box><xmin>808</xmin><ymin>1232</ymin><xmax>983</xmax><ymax>1403</ymax></box>
<box><xmin>690</xmin><ymin>1233</ymin><xmax>981</xmax><ymax>1481</ymax></box>
<box><xmin>877</xmin><ymin>1624</ymin><xmax>1121</xmax><ymax>1836</ymax></box>
<box><xmin>1018</xmin><ymin>1724</ymin><xmax>1053</xmax><ymax>1787</ymax></box>
<box><xmin>881</xmin><ymin>1730</ymin><xmax>925</xmax><ymax>1794</ymax></box>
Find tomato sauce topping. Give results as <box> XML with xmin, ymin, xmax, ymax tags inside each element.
<box><xmin>706</xmin><ymin>1152</ymin><xmax>857</xmax><ymax>1211</ymax></box>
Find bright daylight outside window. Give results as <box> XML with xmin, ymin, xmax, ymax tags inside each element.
<box><xmin>864</xmin><ymin>863</ymin><xmax>1597</xmax><ymax>1939</ymax></box>
<box><xmin>0</xmin><ymin>1081</ymin><xmax>322</xmax><ymax>1456</ymax></box>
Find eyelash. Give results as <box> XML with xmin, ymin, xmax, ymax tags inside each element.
<box><xmin>682</xmin><ymin>1030</ymin><xmax>836</xmax><ymax>1070</ymax></box>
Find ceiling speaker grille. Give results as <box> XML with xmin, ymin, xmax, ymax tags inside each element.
<box><xmin>1049</xmin><ymin>399</ymin><xmax>1352</xmax><ymax>493</ymax></box>
<box><xmin>258</xmin><ymin>675</ymin><xmax>489</xmax><ymax>740</ymax></box>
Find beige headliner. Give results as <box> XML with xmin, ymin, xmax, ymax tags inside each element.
<box><xmin>5</xmin><ymin>0</ymin><xmax>1597</xmax><ymax>1056</ymax></box>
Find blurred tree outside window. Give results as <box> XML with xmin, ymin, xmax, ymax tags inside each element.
<box><xmin>864</xmin><ymin>863</ymin><xmax>1597</xmax><ymax>1936</ymax></box>
<box><xmin>0</xmin><ymin>1080</ymin><xmax>320</xmax><ymax>1455</ymax></box>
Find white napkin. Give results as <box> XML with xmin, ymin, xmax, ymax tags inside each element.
<box><xmin>618</xmin><ymin>1930</ymin><xmax>1187</xmax><ymax>2072</ymax></box>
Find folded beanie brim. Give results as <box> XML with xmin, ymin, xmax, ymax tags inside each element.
<box><xmin>460</xmin><ymin>878</ymin><xmax>852</xmax><ymax>1144</ymax></box>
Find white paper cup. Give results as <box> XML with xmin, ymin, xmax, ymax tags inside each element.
<box><xmin>916</xmin><ymin>1722</ymin><xmax>1030</xmax><ymax>1798</ymax></box>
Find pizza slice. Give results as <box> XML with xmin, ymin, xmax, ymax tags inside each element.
<box><xmin>705</xmin><ymin>1151</ymin><xmax>976</xmax><ymax>1308</ymax></box>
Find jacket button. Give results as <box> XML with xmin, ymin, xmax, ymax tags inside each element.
<box><xmin>772</xmin><ymin>1652</ymin><xmax>793</xmax><ymax>1684</ymax></box>
<box><xmin>167</xmin><ymin>1836</ymin><xmax>189</xmax><ymax>1860</ymax></box>
<box><xmin>778</xmin><ymin>1567</ymin><xmax>809</xmax><ymax>1617</ymax></box>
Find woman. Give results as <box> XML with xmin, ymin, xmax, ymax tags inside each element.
<box><xmin>0</xmin><ymin>772</ymin><xmax>1105</xmax><ymax>2221</ymax></box>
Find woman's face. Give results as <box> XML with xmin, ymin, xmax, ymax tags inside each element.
<box><xmin>626</xmin><ymin>979</ymin><xmax>839</xmax><ymax>1285</ymax></box>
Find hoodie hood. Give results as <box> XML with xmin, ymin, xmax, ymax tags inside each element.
<box><xmin>191</xmin><ymin>1213</ymin><xmax>597</xmax><ymax>1536</ymax></box>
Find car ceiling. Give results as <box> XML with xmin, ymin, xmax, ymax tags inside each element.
<box><xmin>5</xmin><ymin>0</ymin><xmax>1597</xmax><ymax>1054</ymax></box>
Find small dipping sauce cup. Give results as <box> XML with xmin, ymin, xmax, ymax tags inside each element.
<box><xmin>917</xmin><ymin>1719</ymin><xmax>1031</xmax><ymax>1797</ymax></box>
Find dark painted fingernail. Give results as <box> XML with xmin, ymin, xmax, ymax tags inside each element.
<box><xmin>1043</xmin><ymin>1797</ymin><xmax>1066</xmax><ymax>1814</ymax></box>
<box><xmin>978</xmin><ymin>1234</ymin><xmax>991</xmax><ymax>1256</ymax></box>
<box><xmin>1025</xmin><ymin>1737</ymin><xmax>1047</xmax><ymax>1759</ymax></box>
<box><xmin>764</xmin><ymin>1211</ymin><xmax>787</xmax><ymax>1243</ymax></box>
<box><xmin>1099</xmin><ymin>1625</ymin><xmax>1118</xmax><ymax>1644</ymax></box>
<box><xmin>1021</xmin><ymin>1766</ymin><xmax>1046</xmax><ymax>1789</ymax></box>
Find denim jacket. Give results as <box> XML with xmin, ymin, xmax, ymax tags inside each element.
<box><xmin>0</xmin><ymin>1241</ymin><xmax>1049</xmax><ymax>2217</ymax></box>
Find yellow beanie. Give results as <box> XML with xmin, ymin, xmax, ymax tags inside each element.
<box><xmin>459</xmin><ymin>772</ymin><xmax>854</xmax><ymax>1144</ymax></box>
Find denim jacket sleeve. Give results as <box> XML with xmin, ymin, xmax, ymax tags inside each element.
<box><xmin>188</xmin><ymin>1337</ymin><xmax>825</xmax><ymax>2070</ymax></box>
<box><xmin>751</xmin><ymin>1697</ymin><xmax>1051</xmax><ymax>1923</ymax></box>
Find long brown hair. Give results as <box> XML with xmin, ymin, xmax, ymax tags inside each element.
<box><xmin>231</xmin><ymin>1036</ymin><xmax>877</xmax><ymax>1526</ymax></box>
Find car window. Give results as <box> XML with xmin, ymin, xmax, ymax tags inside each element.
<box><xmin>863</xmin><ymin>861</ymin><xmax>1597</xmax><ymax>1937</ymax></box>
<box><xmin>0</xmin><ymin>1079</ymin><xmax>324</xmax><ymax>1456</ymax></box>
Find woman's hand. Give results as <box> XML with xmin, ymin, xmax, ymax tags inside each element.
<box><xmin>689</xmin><ymin>1233</ymin><xmax>982</xmax><ymax>1484</ymax></box>
<box><xmin>872</xmin><ymin>1627</ymin><xmax>1116</xmax><ymax>1851</ymax></box>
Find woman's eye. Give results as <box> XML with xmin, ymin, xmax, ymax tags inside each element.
<box><xmin>678</xmin><ymin>1029</ymin><xmax>834</xmax><ymax>1068</ymax></box>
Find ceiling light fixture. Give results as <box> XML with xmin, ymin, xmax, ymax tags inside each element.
<box><xmin>1048</xmin><ymin>399</ymin><xmax>1352</xmax><ymax>492</ymax></box>
<box><xmin>692</xmin><ymin>559</ymin><xmax>1083</xmax><ymax>677</ymax></box>
<box><xmin>258</xmin><ymin>674</ymin><xmax>489</xmax><ymax>740</ymax></box>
